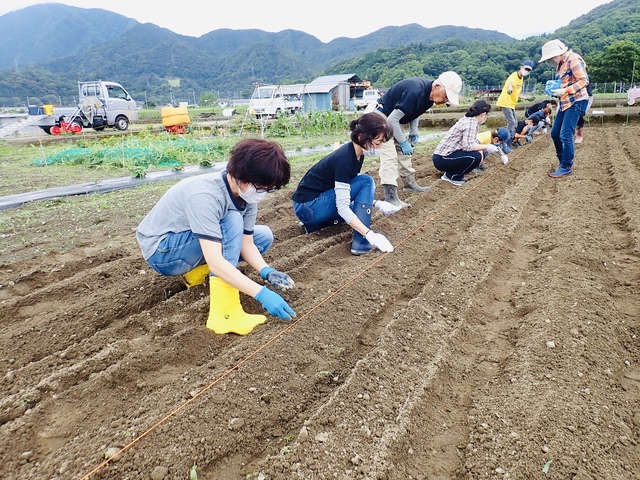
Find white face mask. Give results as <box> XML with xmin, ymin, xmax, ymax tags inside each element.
<box><xmin>363</xmin><ymin>146</ymin><xmax>379</xmax><ymax>157</ymax></box>
<box><xmin>521</xmin><ymin>69</ymin><xmax>531</xmax><ymax>77</ymax></box>
<box><xmin>238</xmin><ymin>183</ymin><xmax>268</xmax><ymax>204</ymax></box>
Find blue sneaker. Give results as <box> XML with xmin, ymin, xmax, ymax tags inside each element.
<box><xmin>548</xmin><ymin>166</ymin><xmax>572</xmax><ymax>178</ymax></box>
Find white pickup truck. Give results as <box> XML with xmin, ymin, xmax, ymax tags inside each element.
<box><xmin>249</xmin><ymin>85</ymin><xmax>303</xmax><ymax>119</ymax></box>
<box><xmin>353</xmin><ymin>89</ymin><xmax>380</xmax><ymax>111</ymax></box>
<box><xmin>39</xmin><ymin>80</ymin><xmax>139</xmax><ymax>134</ymax></box>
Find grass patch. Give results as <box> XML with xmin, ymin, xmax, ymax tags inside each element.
<box><xmin>0</xmin><ymin>124</ymin><xmax>444</xmax><ymax>263</ymax></box>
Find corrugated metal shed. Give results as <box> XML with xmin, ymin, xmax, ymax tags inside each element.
<box><xmin>281</xmin><ymin>82</ymin><xmax>349</xmax><ymax>95</ymax></box>
<box><xmin>310</xmin><ymin>74</ymin><xmax>363</xmax><ymax>84</ymax></box>
<box><xmin>254</xmin><ymin>74</ymin><xmax>365</xmax><ymax>112</ymax></box>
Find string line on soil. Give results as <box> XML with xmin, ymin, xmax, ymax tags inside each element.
<box><xmin>80</xmin><ymin>146</ymin><xmax>528</xmax><ymax>479</ymax></box>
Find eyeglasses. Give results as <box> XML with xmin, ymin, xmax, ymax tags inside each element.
<box><xmin>252</xmin><ymin>183</ymin><xmax>279</xmax><ymax>193</ymax></box>
<box><xmin>524</xmin><ymin>67</ymin><xmax>532</xmax><ymax>72</ymax></box>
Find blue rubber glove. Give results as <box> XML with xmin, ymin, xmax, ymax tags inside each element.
<box><xmin>255</xmin><ymin>286</ymin><xmax>295</xmax><ymax>320</ymax></box>
<box><xmin>398</xmin><ymin>140</ymin><xmax>413</xmax><ymax>155</ymax></box>
<box><xmin>408</xmin><ymin>134</ymin><xmax>419</xmax><ymax>147</ymax></box>
<box><xmin>545</xmin><ymin>79</ymin><xmax>561</xmax><ymax>97</ymax></box>
<box><xmin>260</xmin><ymin>266</ymin><xmax>295</xmax><ymax>291</ymax></box>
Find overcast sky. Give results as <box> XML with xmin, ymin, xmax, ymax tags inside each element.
<box><xmin>1</xmin><ymin>0</ymin><xmax>614</xmax><ymax>43</ymax></box>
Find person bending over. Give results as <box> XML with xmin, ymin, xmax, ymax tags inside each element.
<box><xmin>366</xmin><ymin>71</ymin><xmax>463</xmax><ymax>207</ymax></box>
<box><xmin>477</xmin><ymin>127</ymin><xmax>511</xmax><ymax>166</ymax></box>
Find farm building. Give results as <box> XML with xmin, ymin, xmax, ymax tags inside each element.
<box><xmin>251</xmin><ymin>74</ymin><xmax>373</xmax><ymax>113</ymax></box>
<box><xmin>305</xmin><ymin>74</ymin><xmax>370</xmax><ymax>111</ymax></box>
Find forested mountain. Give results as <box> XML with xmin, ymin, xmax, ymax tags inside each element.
<box><xmin>554</xmin><ymin>0</ymin><xmax>640</xmax><ymax>54</ymax></box>
<box><xmin>0</xmin><ymin>3</ymin><xmax>512</xmax><ymax>105</ymax></box>
<box><xmin>0</xmin><ymin>0</ymin><xmax>638</xmax><ymax>107</ymax></box>
<box><xmin>327</xmin><ymin>0</ymin><xmax>640</xmax><ymax>90</ymax></box>
<box><xmin>0</xmin><ymin>4</ymin><xmax>139</xmax><ymax>69</ymax></box>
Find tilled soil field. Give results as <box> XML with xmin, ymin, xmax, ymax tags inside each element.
<box><xmin>1</xmin><ymin>122</ymin><xmax>640</xmax><ymax>480</ymax></box>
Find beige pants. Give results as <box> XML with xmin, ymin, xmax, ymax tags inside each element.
<box><xmin>369</xmin><ymin>107</ymin><xmax>415</xmax><ymax>186</ymax></box>
<box><xmin>379</xmin><ymin>137</ymin><xmax>415</xmax><ymax>186</ymax></box>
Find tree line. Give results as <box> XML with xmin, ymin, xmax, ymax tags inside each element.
<box><xmin>1</xmin><ymin>0</ymin><xmax>639</xmax><ymax>109</ymax></box>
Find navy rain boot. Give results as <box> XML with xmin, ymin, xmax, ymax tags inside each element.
<box><xmin>548</xmin><ymin>163</ymin><xmax>573</xmax><ymax>178</ymax></box>
<box><xmin>303</xmin><ymin>217</ymin><xmax>344</xmax><ymax>233</ymax></box>
<box><xmin>350</xmin><ymin>202</ymin><xmax>375</xmax><ymax>255</ymax></box>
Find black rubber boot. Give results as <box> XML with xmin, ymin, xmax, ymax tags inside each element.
<box><xmin>401</xmin><ymin>173</ymin><xmax>430</xmax><ymax>192</ymax></box>
<box><xmin>383</xmin><ymin>184</ymin><xmax>411</xmax><ymax>208</ymax></box>
<box><xmin>350</xmin><ymin>202</ymin><xmax>375</xmax><ymax>255</ymax></box>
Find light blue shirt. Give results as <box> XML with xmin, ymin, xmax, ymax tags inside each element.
<box><xmin>136</xmin><ymin>170</ymin><xmax>256</xmax><ymax>260</ymax></box>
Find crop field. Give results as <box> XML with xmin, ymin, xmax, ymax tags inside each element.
<box><xmin>1</xmin><ymin>113</ymin><xmax>639</xmax><ymax>479</ymax></box>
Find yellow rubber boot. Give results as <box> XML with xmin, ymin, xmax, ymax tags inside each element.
<box><xmin>182</xmin><ymin>264</ymin><xmax>211</xmax><ymax>288</ymax></box>
<box><xmin>206</xmin><ymin>276</ymin><xmax>266</xmax><ymax>335</ymax></box>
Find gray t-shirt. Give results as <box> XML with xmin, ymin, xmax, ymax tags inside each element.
<box><xmin>136</xmin><ymin>170</ymin><xmax>257</xmax><ymax>260</ymax></box>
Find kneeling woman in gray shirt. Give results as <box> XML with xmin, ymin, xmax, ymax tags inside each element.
<box><xmin>136</xmin><ymin>138</ymin><xmax>295</xmax><ymax>335</ymax></box>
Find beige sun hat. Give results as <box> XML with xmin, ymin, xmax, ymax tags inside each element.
<box><xmin>539</xmin><ymin>39</ymin><xmax>568</xmax><ymax>63</ymax></box>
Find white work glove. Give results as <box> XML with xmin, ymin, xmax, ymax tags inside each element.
<box><xmin>507</xmin><ymin>88</ymin><xmax>513</xmax><ymax>95</ymax></box>
<box><xmin>365</xmin><ymin>230</ymin><xmax>394</xmax><ymax>253</ymax></box>
<box><xmin>500</xmin><ymin>154</ymin><xmax>509</xmax><ymax>165</ymax></box>
<box><xmin>373</xmin><ymin>200</ymin><xmax>402</xmax><ymax>215</ymax></box>
<box><xmin>485</xmin><ymin>144</ymin><xmax>499</xmax><ymax>155</ymax></box>
<box><xmin>550</xmin><ymin>88</ymin><xmax>566</xmax><ymax>98</ymax></box>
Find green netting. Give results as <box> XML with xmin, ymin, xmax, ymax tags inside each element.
<box><xmin>34</xmin><ymin>147</ymin><xmax>179</xmax><ymax>167</ymax></box>
<box><xmin>32</xmin><ymin>136</ymin><xmax>234</xmax><ymax>168</ymax></box>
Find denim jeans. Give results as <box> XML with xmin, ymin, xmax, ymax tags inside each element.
<box><xmin>527</xmin><ymin>121</ymin><xmax>543</xmax><ymax>136</ymax></box>
<box><xmin>146</xmin><ymin>211</ymin><xmax>273</xmax><ymax>276</ymax></box>
<box><xmin>551</xmin><ymin>99</ymin><xmax>588</xmax><ymax>168</ymax></box>
<box><xmin>293</xmin><ymin>174</ymin><xmax>374</xmax><ymax>230</ymax></box>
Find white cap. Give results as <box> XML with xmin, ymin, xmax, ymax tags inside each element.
<box><xmin>436</xmin><ymin>71</ymin><xmax>462</xmax><ymax>106</ymax></box>
<box><xmin>539</xmin><ymin>39</ymin><xmax>568</xmax><ymax>63</ymax></box>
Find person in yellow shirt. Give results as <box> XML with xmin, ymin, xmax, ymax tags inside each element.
<box><xmin>477</xmin><ymin>127</ymin><xmax>512</xmax><ymax>154</ymax></box>
<box><xmin>473</xmin><ymin>127</ymin><xmax>511</xmax><ymax>172</ymax></box>
<box><xmin>496</xmin><ymin>60</ymin><xmax>534</xmax><ymax>145</ymax></box>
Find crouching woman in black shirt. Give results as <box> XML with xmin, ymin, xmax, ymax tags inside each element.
<box><xmin>292</xmin><ymin>113</ymin><xmax>397</xmax><ymax>255</ymax></box>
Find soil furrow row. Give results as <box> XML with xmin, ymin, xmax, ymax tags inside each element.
<box><xmin>248</xmin><ymin>145</ymin><xmax>547</xmax><ymax>479</ymax></box>
<box><xmin>461</xmin><ymin>132</ymin><xmax>640</xmax><ymax>479</ymax></box>
<box><xmin>2</xmin><ymin>125</ymin><xmax>640</xmax><ymax>479</ymax></box>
